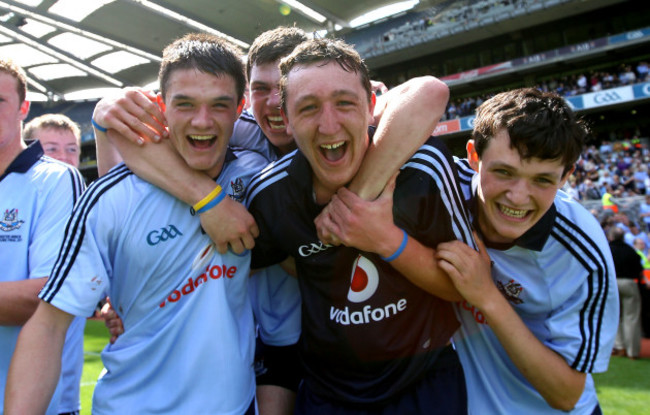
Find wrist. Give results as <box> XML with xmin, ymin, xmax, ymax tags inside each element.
<box><xmin>381</xmin><ymin>228</ymin><xmax>408</xmax><ymax>262</ymax></box>
<box><xmin>190</xmin><ymin>185</ymin><xmax>225</xmax><ymax>215</ymax></box>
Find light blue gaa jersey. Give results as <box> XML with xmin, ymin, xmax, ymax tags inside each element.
<box><xmin>453</xmin><ymin>159</ymin><xmax>619</xmax><ymax>415</ymax></box>
<box><xmin>0</xmin><ymin>142</ymin><xmax>85</xmax><ymax>415</ymax></box>
<box><xmin>40</xmin><ymin>149</ymin><xmax>266</xmax><ymax>414</ymax></box>
<box><xmin>232</xmin><ymin>110</ymin><xmax>302</xmax><ymax>346</ymax></box>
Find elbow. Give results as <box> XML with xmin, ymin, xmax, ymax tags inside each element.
<box><xmin>547</xmin><ymin>397</ymin><xmax>580</xmax><ymax>412</ymax></box>
<box><xmin>545</xmin><ymin>385</ymin><xmax>584</xmax><ymax>411</ymax></box>
<box><xmin>414</xmin><ymin>75</ymin><xmax>450</xmax><ymax>106</ymax></box>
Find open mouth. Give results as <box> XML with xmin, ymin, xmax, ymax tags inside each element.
<box><xmin>267</xmin><ymin>116</ymin><xmax>286</xmax><ymax>131</ymax></box>
<box><xmin>498</xmin><ymin>204</ymin><xmax>529</xmax><ymax>220</ymax></box>
<box><xmin>188</xmin><ymin>134</ymin><xmax>217</xmax><ymax>149</ymax></box>
<box><xmin>320</xmin><ymin>141</ymin><xmax>347</xmax><ymax>162</ymax></box>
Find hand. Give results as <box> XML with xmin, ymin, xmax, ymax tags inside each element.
<box><xmin>100</xmin><ymin>298</ymin><xmax>123</xmax><ymax>344</ymax></box>
<box><xmin>93</xmin><ymin>87</ymin><xmax>168</xmax><ymax>145</ymax></box>
<box><xmin>436</xmin><ymin>232</ymin><xmax>496</xmax><ymax>307</ymax></box>
<box><xmin>315</xmin><ymin>174</ymin><xmax>402</xmax><ymax>256</ymax></box>
<box><xmin>199</xmin><ymin>197</ymin><xmax>259</xmax><ymax>254</ymax></box>
<box><xmin>370</xmin><ymin>80</ymin><xmax>388</xmax><ymax>96</ymax></box>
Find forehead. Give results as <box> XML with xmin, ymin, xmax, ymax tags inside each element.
<box><xmin>0</xmin><ymin>72</ymin><xmax>19</xmax><ymax>96</ymax></box>
<box><xmin>482</xmin><ymin>130</ymin><xmax>565</xmax><ymax>176</ymax></box>
<box><xmin>250</xmin><ymin>61</ymin><xmax>280</xmax><ymax>83</ymax></box>
<box><xmin>285</xmin><ymin>61</ymin><xmax>364</xmax><ymax>100</ymax></box>
<box><xmin>35</xmin><ymin>127</ymin><xmax>77</xmax><ymax>144</ymax></box>
<box><xmin>165</xmin><ymin>68</ymin><xmax>236</xmax><ymax>99</ymax></box>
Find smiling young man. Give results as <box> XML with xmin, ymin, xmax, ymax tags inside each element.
<box><xmin>5</xmin><ymin>34</ymin><xmax>266</xmax><ymax>415</ymax></box>
<box><xmin>245</xmin><ymin>38</ymin><xmax>473</xmax><ymax>415</ymax></box>
<box><xmin>436</xmin><ymin>88</ymin><xmax>619</xmax><ymax>414</ymax></box>
<box><xmin>23</xmin><ymin>114</ymin><xmax>81</xmax><ymax>169</ymax></box>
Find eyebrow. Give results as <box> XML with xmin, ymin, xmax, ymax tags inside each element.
<box><xmin>170</xmin><ymin>94</ymin><xmax>235</xmax><ymax>103</ymax></box>
<box><xmin>294</xmin><ymin>89</ymin><xmax>359</xmax><ymax>105</ymax></box>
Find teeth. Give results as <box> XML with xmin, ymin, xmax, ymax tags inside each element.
<box><xmin>500</xmin><ymin>205</ymin><xmax>527</xmax><ymax>218</ymax></box>
<box><xmin>189</xmin><ymin>135</ymin><xmax>214</xmax><ymax>141</ymax></box>
<box><xmin>268</xmin><ymin>116</ymin><xmax>283</xmax><ymax>121</ymax></box>
<box><xmin>321</xmin><ymin>142</ymin><xmax>344</xmax><ymax>150</ymax></box>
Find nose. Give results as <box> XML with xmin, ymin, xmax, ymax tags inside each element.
<box><xmin>318</xmin><ymin>103</ymin><xmax>340</xmax><ymax>136</ymax></box>
<box><xmin>191</xmin><ymin>105</ymin><xmax>213</xmax><ymax>129</ymax></box>
<box><xmin>506</xmin><ymin>179</ymin><xmax>531</xmax><ymax>205</ymax></box>
<box><xmin>268</xmin><ymin>87</ymin><xmax>281</xmax><ymax>109</ymax></box>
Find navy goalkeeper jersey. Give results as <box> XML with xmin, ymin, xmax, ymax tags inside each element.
<box><xmin>246</xmin><ymin>134</ymin><xmax>474</xmax><ymax>405</ymax></box>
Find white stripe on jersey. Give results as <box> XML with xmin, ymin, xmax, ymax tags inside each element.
<box><xmin>42</xmin><ymin>164</ymin><xmax>132</xmax><ymax>302</ymax></box>
<box><xmin>244</xmin><ymin>150</ymin><xmax>296</xmax><ymax>207</ymax></box>
<box><xmin>404</xmin><ymin>145</ymin><xmax>475</xmax><ymax>248</ymax></box>
<box><xmin>551</xmin><ymin>211</ymin><xmax>612</xmax><ymax>372</ymax></box>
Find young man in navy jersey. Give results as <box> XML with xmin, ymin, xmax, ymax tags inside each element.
<box><xmin>437</xmin><ymin>89</ymin><xmax>618</xmax><ymax>414</ymax></box>
<box><xmin>244</xmin><ymin>38</ymin><xmax>474</xmax><ymax>414</ymax></box>
<box><xmin>0</xmin><ymin>58</ymin><xmax>86</xmax><ymax>415</ymax></box>
<box><xmin>6</xmin><ymin>34</ymin><xmax>266</xmax><ymax>414</ymax></box>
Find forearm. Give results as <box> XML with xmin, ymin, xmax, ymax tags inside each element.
<box><xmin>350</xmin><ymin>76</ymin><xmax>449</xmax><ymax>200</ymax></box>
<box><xmin>101</xmin><ymin>130</ymin><xmax>216</xmax><ymax>205</ymax></box>
<box><xmin>0</xmin><ymin>278</ymin><xmax>47</xmax><ymax>326</ymax></box>
<box><xmin>5</xmin><ymin>302</ymin><xmax>71</xmax><ymax>415</ymax></box>
<box><xmin>377</xmin><ymin>229</ymin><xmax>460</xmax><ymax>301</ymax></box>
<box><xmin>480</xmin><ymin>294</ymin><xmax>586</xmax><ymax>410</ymax></box>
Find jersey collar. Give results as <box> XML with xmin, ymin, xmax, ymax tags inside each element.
<box><xmin>470</xmin><ymin>174</ymin><xmax>556</xmax><ymax>251</ymax></box>
<box><xmin>1</xmin><ymin>140</ymin><xmax>44</xmax><ymax>180</ymax></box>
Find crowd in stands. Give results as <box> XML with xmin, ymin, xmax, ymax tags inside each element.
<box><xmin>566</xmin><ymin>137</ymin><xmax>650</xmax><ymax>202</ymax></box>
<box><xmin>440</xmin><ymin>60</ymin><xmax>650</xmax><ymax>121</ymax></box>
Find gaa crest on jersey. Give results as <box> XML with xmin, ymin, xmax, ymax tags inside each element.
<box><xmin>229</xmin><ymin>177</ymin><xmax>245</xmax><ymax>202</ymax></box>
<box><xmin>496</xmin><ymin>278</ymin><xmax>524</xmax><ymax>304</ymax></box>
<box><xmin>0</xmin><ymin>208</ymin><xmax>25</xmax><ymax>232</ymax></box>
<box><xmin>348</xmin><ymin>255</ymin><xmax>379</xmax><ymax>302</ymax></box>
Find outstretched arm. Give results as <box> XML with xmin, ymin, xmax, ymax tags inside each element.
<box><xmin>5</xmin><ymin>301</ymin><xmax>73</xmax><ymax>415</ymax></box>
<box><xmin>437</xmin><ymin>237</ymin><xmax>587</xmax><ymax>411</ymax></box>
<box><xmin>318</xmin><ymin>177</ymin><xmax>460</xmax><ymax>301</ymax></box>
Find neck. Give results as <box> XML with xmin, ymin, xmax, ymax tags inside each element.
<box><xmin>0</xmin><ymin>136</ymin><xmax>26</xmax><ymax>175</ymax></box>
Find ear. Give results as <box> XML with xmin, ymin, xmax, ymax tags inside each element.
<box><xmin>156</xmin><ymin>94</ymin><xmax>166</xmax><ymax>112</ymax></box>
<box><xmin>19</xmin><ymin>100</ymin><xmax>30</xmax><ymax>121</ymax></box>
<box><xmin>560</xmin><ymin>165</ymin><xmax>576</xmax><ymax>187</ymax></box>
<box><xmin>466</xmin><ymin>140</ymin><xmax>479</xmax><ymax>172</ymax></box>
<box><xmin>368</xmin><ymin>92</ymin><xmax>377</xmax><ymax>124</ymax></box>
<box><xmin>237</xmin><ymin>97</ymin><xmax>245</xmax><ymax>116</ymax></box>
<box><xmin>280</xmin><ymin>107</ymin><xmax>292</xmax><ymax>136</ymax></box>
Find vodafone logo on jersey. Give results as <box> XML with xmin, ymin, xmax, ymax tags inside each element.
<box><xmin>330</xmin><ymin>254</ymin><xmax>408</xmax><ymax>326</ymax></box>
<box><xmin>347</xmin><ymin>255</ymin><xmax>379</xmax><ymax>302</ymax></box>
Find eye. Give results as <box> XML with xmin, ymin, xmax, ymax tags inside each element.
<box><xmin>176</xmin><ymin>101</ymin><xmax>192</xmax><ymax>108</ymax></box>
<box><xmin>299</xmin><ymin>104</ymin><xmax>317</xmax><ymax>113</ymax></box>
<box><xmin>535</xmin><ymin>177</ymin><xmax>554</xmax><ymax>185</ymax></box>
<box><xmin>494</xmin><ymin>168</ymin><xmax>511</xmax><ymax>176</ymax></box>
<box><xmin>251</xmin><ymin>86</ymin><xmax>269</xmax><ymax>93</ymax></box>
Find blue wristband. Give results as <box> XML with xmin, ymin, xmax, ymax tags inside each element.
<box><xmin>91</xmin><ymin>118</ymin><xmax>108</xmax><ymax>133</ymax></box>
<box><xmin>194</xmin><ymin>191</ymin><xmax>227</xmax><ymax>214</ymax></box>
<box><xmin>381</xmin><ymin>228</ymin><xmax>408</xmax><ymax>262</ymax></box>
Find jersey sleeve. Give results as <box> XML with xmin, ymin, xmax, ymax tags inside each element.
<box><xmin>39</xmin><ymin>171</ymin><xmax>122</xmax><ymax>318</ymax></box>
<box><xmin>394</xmin><ymin>139</ymin><xmax>475</xmax><ymax>250</ymax></box>
<box><xmin>29</xmin><ymin>166</ymin><xmax>86</xmax><ymax>279</ymax></box>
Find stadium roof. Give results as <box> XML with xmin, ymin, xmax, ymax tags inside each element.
<box><xmin>0</xmin><ymin>0</ymin><xmax>442</xmax><ymax>101</ymax></box>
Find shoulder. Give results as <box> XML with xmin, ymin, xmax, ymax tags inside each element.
<box><xmin>245</xmin><ymin>150</ymin><xmax>297</xmax><ymax>206</ymax></box>
<box><xmin>31</xmin><ymin>156</ymin><xmax>85</xmax><ymax>194</ymax></box>
<box><xmin>549</xmin><ymin>192</ymin><xmax>611</xmax><ymax>267</ymax></box>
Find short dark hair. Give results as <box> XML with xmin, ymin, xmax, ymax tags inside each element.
<box><xmin>278</xmin><ymin>38</ymin><xmax>371</xmax><ymax>112</ymax></box>
<box><xmin>159</xmin><ymin>33</ymin><xmax>246</xmax><ymax>102</ymax></box>
<box><xmin>246</xmin><ymin>26</ymin><xmax>308</xmax><ymax>80</ymax></box>
<box><xmin>0</xmin><ymin>57</ymin><xmax>28</xmax><ymax>104</ymax></box>
<box><xmin>472</xmin><ymin>88</ymin><xmax>588</xmax><ymax>175</ymax></box>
